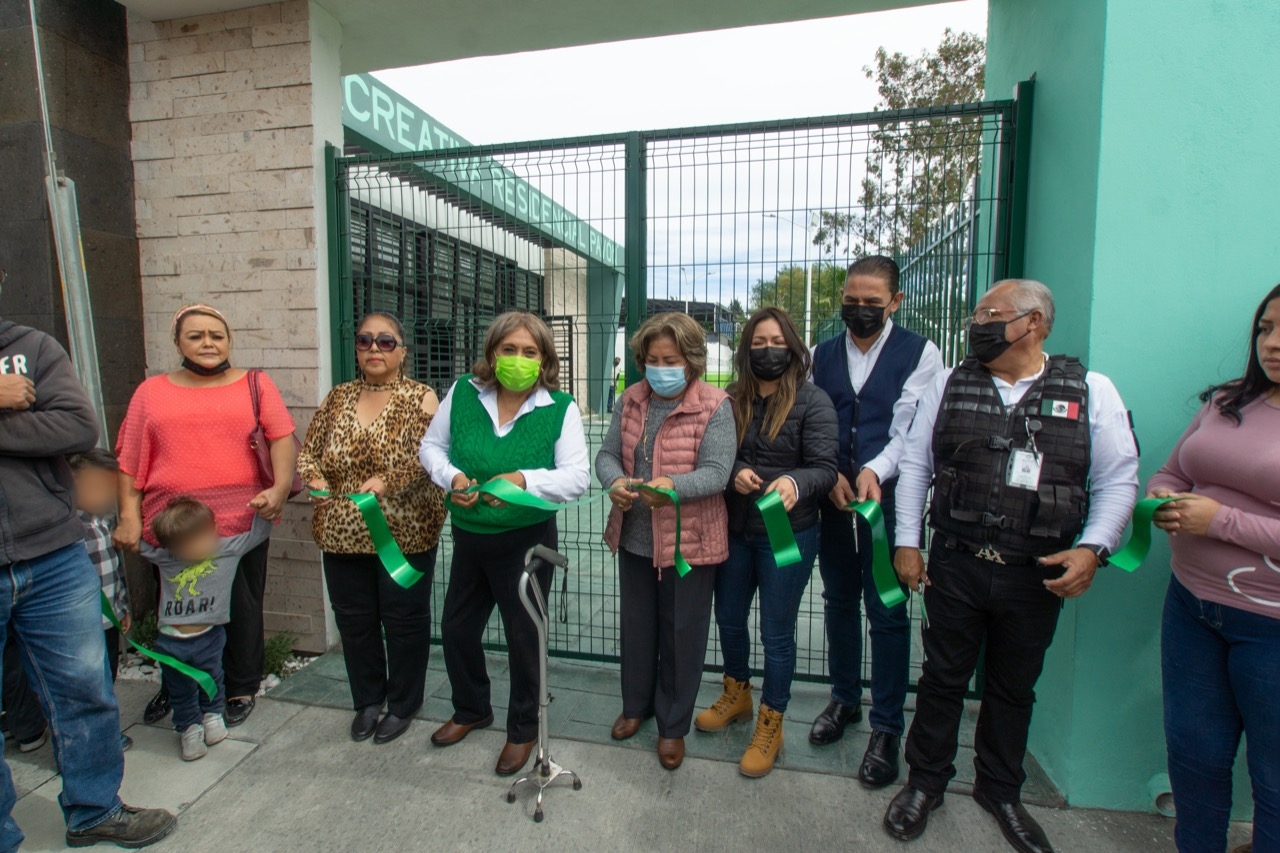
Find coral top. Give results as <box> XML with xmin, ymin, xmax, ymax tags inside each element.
<box><xmin>116</xmin><ymin>372</ymin><xmax>296</xmax><ymax>545</ymax></box>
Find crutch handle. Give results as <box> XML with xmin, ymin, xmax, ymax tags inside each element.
<box><xmin>524</xmin><ymin>544</ymin><xmax>569</xmax><ymax>571</ymax></box>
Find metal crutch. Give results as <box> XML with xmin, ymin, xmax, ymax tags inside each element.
<box><xmin>506</xmin><ymin>544</ymin><xmax>582</xmax><ymax>822</ymax></box>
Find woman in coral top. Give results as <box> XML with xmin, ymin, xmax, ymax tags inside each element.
<box><xmin>1149</xmin><ymin>284</ymin><xmax>1280</xmax><ymax>853</ymax></box>
<box><xmin>115</xmin><ymin>304</ymin><xmax>298</xmax><ymax>729</ymax></box>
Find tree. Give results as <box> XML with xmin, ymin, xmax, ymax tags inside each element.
<box><xmin>749</xmin><ymin>265</ymin><xmax>849</xmax><ymax>337</ymax></box>
<box><xmin>814</xmin><ymin>29</ymin><xmax>986</xmax><ymax>259</ymax></box>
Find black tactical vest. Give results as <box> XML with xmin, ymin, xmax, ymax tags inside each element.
<box><xmin>930</xmin><ymin>355</ymin><xmax>1091</xmax><ymax>560</ymax></box>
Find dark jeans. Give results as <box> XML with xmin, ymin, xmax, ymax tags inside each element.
<box><xmin>155</xmin><ymin>626</ymin><xmax>227</xmax><ymax>732</ymax></box>
<box><xmin>905</xmin><ymin>539</ymin><xmax>1063</xmax><ymax>802</ymax></box>
<box><xmin>618</xmin><ymin>548</ymin><xmax>717</xmax><ymax>738</ymax></box>
<box><xmin>323</xmin><ymin>549</ymin><xmax>437</xmax><ymax>718</ymax></box>
<box><xmin>223</xmin><ymin>537</ymin><xmax>269</xmax><ymax>699</ymax></box>
<box><xmin>2</xmin><ymin>625</ymin><xmax>46</xmax><ymax>744</ymax></box>
<box><xmin>104</xmin><ymin>628</ymin><xmax>120</xmax><ymax>682</ymax></box>
<box><xmin>1162</xmin><ymin>575</ymin><xmax>1279</xmax><ymax>853</ymax></box>
<box><xmin>715</xmin><ymin>526</ymin><xmax>819</xmax><ymax>712</ymax></box>
<box><xmin>0</xmin><ymin>543</ymin><xmax>125</xmax><ymax>846</ymax></box>
<box><xmin>442</xmin><ymin>522</ymin><xmax>554</xmax><ymax>743</ymax></box>
<box><xmin>818</xmin><ymin>478</ymin><xmax>910</xmax><ymax>734</ymax></box>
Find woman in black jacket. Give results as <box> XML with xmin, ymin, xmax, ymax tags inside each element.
<box><xmin>694</xmin><ymin>307</ymin><xmax>838</xmax><ymax>778</ymax></box>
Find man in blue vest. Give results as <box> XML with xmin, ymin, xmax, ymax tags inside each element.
<box><xmin>809</xmin><ymin>256</ymin><xmax>943</xmax><ymax>789</ymax></box>
<box><xmin>883</xmin><ymin>279</ymin><xmax>1139</xmax><ymax>853</ymax></box>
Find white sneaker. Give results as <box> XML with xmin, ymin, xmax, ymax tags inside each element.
<box><xmin>180</xmin><ymin>724</ymin><xmax>207</xmax><ymax>761</ymax></box>
<box><xmin>202</xmin><ymin>713</ymin><xmax>228</xmax><ymax>746</ymax></box>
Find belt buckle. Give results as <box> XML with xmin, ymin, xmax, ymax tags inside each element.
<box><xmin>975</xmin><ymin>546</ymin><xmax>1006</xmax><ymax>565</ymax></box>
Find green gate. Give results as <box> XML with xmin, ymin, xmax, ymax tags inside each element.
<box><xmin>325</xmin><ymin>81</ymin><xmax>1032</xmax><ymax>693</ymax></box>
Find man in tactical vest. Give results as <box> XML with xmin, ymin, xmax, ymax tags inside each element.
<box><xmin>809</xmin><ymin>256</ymin><xmax>943</xmax><ymax>787</ymax></box>
<box><xmin>883</xmin><ymin>280</ymin><xmax>1139</xmax><ymax>853</ymax></box>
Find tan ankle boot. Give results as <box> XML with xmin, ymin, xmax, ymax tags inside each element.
<box><xmin>739</xmin><ymin>704</ymin><xmax>785</xmax><ymax>778</ymax></box>
<box><xmin>694</xmin><ymin>675</ymin><xmax>753</xmax><ymax>732</ymax></box>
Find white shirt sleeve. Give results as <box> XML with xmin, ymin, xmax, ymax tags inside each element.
<box><xmin>1077</xmin><ymin>372</ymin><xmax>1141</xmax><ymax>551</ymax></box>
<box><xmin>894</xmin><ymin>369</ymin><xmax>950</xmax><ymax>549</ymax></box>
<box><xmin>520</xmin><ymin>404</ymin><xmax>591</xmax><ymax>502</ymax></box>
<box><xmin>419</xmin><ymin>381</ymin><xmax>463</xmax><ymax>491</ymax></box>
<box><xmin>864</xmin><ymin>340</ymin><xmax>945</xmax><ymax>484</ymax></box>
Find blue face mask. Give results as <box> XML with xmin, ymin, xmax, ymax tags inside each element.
<box><xmin>646</xmin><ymin>365</ymin><xmax>688</xmax><ymax>397</ymax></box>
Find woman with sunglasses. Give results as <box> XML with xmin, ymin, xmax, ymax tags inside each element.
<box><xmin>297</xmin><ymin>313</ymin><xmax>445</xmax><ymax>745</ymax></box>
<box><xmin>420</xmin><ymin>311</ymin><xmax>589</xmax><ymax>777</ymax></box>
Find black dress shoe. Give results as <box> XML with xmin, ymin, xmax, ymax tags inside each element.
<box><xmin>972</xmin><ymin>789</ymin><xmax>1055</xmax><ymax>853</ymax></box>
<box><xmin>859</xmin><ymin>730</ymin><xmax>901</xmax><ymax>789</ymax></box>
<box><xmin>350</xmin><ymin>705</ymin><xmax>382</xmax><ymax>742</ymax></box>
<box><xmin>142</xmin><ymin>687</ymin><xmax>171</xmax><ymax>725</ymax></box>
<box><xmin>374</xmin><ymin>713</ymin><xmax>412</xmax><ymax>745</ymax></box>
<box><xmin>224</xmin><ymin>697</ymin><xmax>255</xmax><ymax>727</ymax></box>
<box><xmin>883</xmin><ymin>785</ymin><xmax>944</xmax><ymax>841</ymax></box>
<box><xmin>808</xmin><ymin>700</ymin><xmax>862</xmax><ymax>745</ymax></box>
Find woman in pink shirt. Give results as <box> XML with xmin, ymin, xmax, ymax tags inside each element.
<box><xmin>1148</xmin><ymin>284</ymin><xmax>1280</xmax><ymax>853</ymax></box>
<box><xmin>115</xmin><ymin>305</ymin><xmax>298</xmax><ymax>729</ymax></box>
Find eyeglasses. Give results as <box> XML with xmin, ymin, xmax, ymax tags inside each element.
<box><xmin>355</xmin><ymin>333</ymin><xmax>402</xmax><ymax>353</ymax></box>
<box><xmin>970</xmin><ymin>307</ymin><xmax>1029</xmax><ymax>324</ymax></box>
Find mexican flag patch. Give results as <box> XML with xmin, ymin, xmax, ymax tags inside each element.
<box><xmin>1041</xmin><ymin>399</ymin><xmax>1081</xmax><ymax>419</ymax></box>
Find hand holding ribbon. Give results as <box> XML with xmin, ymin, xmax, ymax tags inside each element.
<box><xmin>1108</xmin><ymin>496</ymin><xmax>1176</xmax><ymax>572</ymax></box>
<box><xmin>309</xmin><ymin>491</ymin><xmax>425</xmax><ymax>588</ymax></box>
<box><xmin>847</xmin><ymin>500</ymin><xmax>908</xmax><ymax>609</ymax></box>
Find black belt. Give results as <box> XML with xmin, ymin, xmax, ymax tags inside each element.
<box><xmin>941</xmin><ymin>537</ymin><xmax>1039</xmax><ymax>567</ymax></box>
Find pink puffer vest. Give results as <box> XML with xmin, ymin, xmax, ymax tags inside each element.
<box><xmin>603</xmin><ymin>378</ymin><xmax>731</xmax><ymax>568</ymax></box>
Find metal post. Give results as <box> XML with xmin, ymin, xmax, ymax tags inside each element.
<box><xmin>803</xmin><ymin>260</ymin><xmax>813</xmax><ymax>346</ymax></box>
<box><xmin>1005</xmin><ymin>78</ymin><xmax>1035</xmax><ymax>279</ymax></box>
<box><xmin>325</xmin><ymin>144</ymin><xmax>357</xmax><ymax>384</ymax></box>
<box><xmin>623</xmin><ymin>131</ymin><xmax>647</xmax><ymax>385</ymax></box>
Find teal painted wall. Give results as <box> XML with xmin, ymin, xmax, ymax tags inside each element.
<box><xmin>984</xmin><ymin>0</ymin><xmax>1109</xmax><ymax>800</ymax></box>
<box><xmin>987</xmin><ymin>0</ymin><xmax>1280</xmax><ymax>816</ymax></box>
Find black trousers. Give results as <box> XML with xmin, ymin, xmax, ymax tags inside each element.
<box><xmin>618</xmin><ymin>548</ymin><xmax>717</xmax><ymax>739</ymax></box>
<box><xmin>442</xmin><ymin>521</ymin><xmax>555</xmax><ymax>744</ymax></box>
<box><xmin>905</xmin><ymin>539</ymin><xmax>1064</xmax><ymax>802</ymax></box>
<box><xmin>322</xmin><ymin>549</ymin><xmax>437</xmax><ymax>718</ymax></box>
<box><xmin>223</xmin><ymin>537</ymin><xmax>270</xmax><ymax>698</ymax></box>
<box><xmin>104</xmin><ymin>627</ymin><xmax>120</xmax><ymax>681</ymax></box>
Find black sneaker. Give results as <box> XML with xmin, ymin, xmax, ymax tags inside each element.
<box><xmin>224</xmin><ymin>697</ymin><xmax>255</xmax><ymax>727</ymax></box>
<box><xmin>66</xmin><ymin>805</ymin><xmax>177</xmax><ymax>849</ymax></box>
<box><xmin>142</xmin><ymin>688</ymin><xmax>170</xmax><ymax>725</ymax></box>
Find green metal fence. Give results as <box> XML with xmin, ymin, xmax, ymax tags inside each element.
<box><xmin>326</xmin><ymin>85</ymin><xmax>1031</xmax><ymax>692</ymax></box>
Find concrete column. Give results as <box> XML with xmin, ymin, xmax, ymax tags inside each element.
<box><xmin>127</xmin><ymin>0</ymin><xmax>343</xmax><ymax>652</ymax></box>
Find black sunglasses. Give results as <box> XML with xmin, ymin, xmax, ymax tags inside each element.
<box><xmin>355</xmin><ymin>333</ymin><xmax>402</xmax><ymax>353</ymax></box>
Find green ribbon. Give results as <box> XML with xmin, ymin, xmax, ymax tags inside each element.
<box><xmin>453</xmin><ymin>479</ymin><xmax>693</xmax><ymax>577</ymax></box>
<box><xmin>101</xmin><ymin>593</ymin><xmax>217</xmax><ymax>702</ymax></box>
<box><xmin>847</xmin><ymin>500</ymin><xmax>908</xmax><ymax>609</ymax></box>
<box><xmin>754</xmin><ymin>490</ymin><xmax>802</xmax><ymax>568</ymax></box>
<box><xmin>310</xmin><ymin>491</ymin><xmax>425</xmax><ymax>588</ymax></box>
<box><xmin>1108</xmin><ymin>496</ymin><xmax>1176</xmax><ymax>573</ymax></box>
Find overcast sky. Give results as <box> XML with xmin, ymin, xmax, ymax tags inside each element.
<box><xmin>374</xmin><ymin>0</ymin><xmax>988</xmax><ymax>145</ymax></box>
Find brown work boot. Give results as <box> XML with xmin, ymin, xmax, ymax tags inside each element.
<box><xmin>694</xmin><ymin>675</ymin><xmax>753</xmax><ymax>733</ymax></box>
<box><xmin>739</xmin><ymin>704</ymin><xmax>785</xmax><ymax>778</ymax></box>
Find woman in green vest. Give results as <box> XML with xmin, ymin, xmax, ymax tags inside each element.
<box><xmin>419</xmin><ymin>311</ymin><xmax>590</xmax><ymax>778</ymax></box>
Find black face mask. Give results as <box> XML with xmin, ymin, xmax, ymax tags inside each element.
<box><xmin>748</xmin><ymin>346</ymin><xmax>792</xmax><ymax>381</ymax></box>
<box><xmin>842</xmin><ymin>303</ymin><xmax>887</xmax><ymax>339</ymax></box>
<box><xmin>182</xmin><ymin>357</ymin><xmax>231</xmax><ymax>376</ymax></box>
<box><xmin>967</xmin><ymin>314</ymin><xmax>1032</xmax><ymax>364</ymax></box>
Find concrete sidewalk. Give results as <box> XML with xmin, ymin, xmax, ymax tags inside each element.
<box><xmin>4</xmin><ymin>669</ymin><xmax>1254</xmax><ymax>852</ymax></box>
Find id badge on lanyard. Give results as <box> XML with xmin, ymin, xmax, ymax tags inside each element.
<box><xmin>1006</xmin><ymin>416</ymin><xmax>1043</xmax><ymax>491</ymax></box>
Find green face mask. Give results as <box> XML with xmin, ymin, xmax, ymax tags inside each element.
<box><xmin>494</xmin><ymin>354</ymin><xmax>541</xmax><ymax>392</ymax></box>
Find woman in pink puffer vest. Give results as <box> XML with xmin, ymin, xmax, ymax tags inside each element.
<box><xmin>596</xmin><ymin>312</ymin><xmax>736</xmax><ymax>771</ymax></box>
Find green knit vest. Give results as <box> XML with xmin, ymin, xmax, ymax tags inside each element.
<box><xmin>447</xmin><ymin>375</ymin><xmax>572</xmax><ymax>534</ymax></box>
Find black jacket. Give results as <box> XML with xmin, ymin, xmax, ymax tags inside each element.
<box><xmin>0</xmin><ymin>320</ymin><xmax>100</xmax><ymax>565</ymax></box>
<box><xmin>726</xmin><ymin>381</ymin><xmax>839</xmax><ymax>537</ymax></box>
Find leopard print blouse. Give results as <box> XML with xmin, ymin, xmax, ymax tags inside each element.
<box><xmin>297</xmin><ymin>378</ymin><xmax>446</xmax><ymax>555</ymax></box>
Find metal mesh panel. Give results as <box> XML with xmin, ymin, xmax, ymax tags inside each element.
<box><xmin>330</xmin><ymin>98</ymin><xmax>1017</xmax><ymax>694</ymax></box>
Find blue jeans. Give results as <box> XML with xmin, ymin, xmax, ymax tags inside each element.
<box><xmin>715</xmin><ymin>526</ymin><xmax>819</xmax><ymax>712</ymax></box>
<box><xmin>818</xmin><ymin>480</ymin><xmax>910</xmax><ymax>735</ymax></box>
<box><xmin>0</xmin><ymin>543</ymin><xmax>124</xmax><ymax>850</ymax></box>
<box><xmin>1162</xmin><ymin>575</ymin><xmax>1279</xmax><ymax>853</ymax></box>
<box><xmin>155</xmin><ymin>626</ymin><xmax>227</xmax><ymax>732</ymax></box>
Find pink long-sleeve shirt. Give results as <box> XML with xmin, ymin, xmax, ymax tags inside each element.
<box><xmin>1147</xmin><ymin>396</ymin><xmax>1280</xmax><ymax>618</ymax></box>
